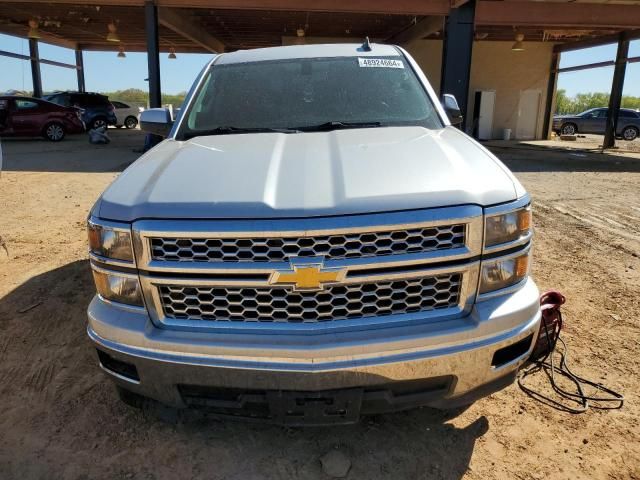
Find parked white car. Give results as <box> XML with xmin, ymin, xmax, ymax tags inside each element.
<box><xmin>111</xmin><ymin>101</ymin><xmax>139</xmax><ymax>129</ymax></box>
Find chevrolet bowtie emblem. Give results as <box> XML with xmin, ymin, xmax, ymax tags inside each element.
<box><xmin>270</xmin><ymin>260</ymin><xmax>346</xmax><ymax>291</ymax></box>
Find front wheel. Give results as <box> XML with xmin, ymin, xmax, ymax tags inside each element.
<box><xmin>43</xmin><ymin>122</ymin><xmax>65</xmax><ymax>141</ymax></box>
<box><xmin>560</xmin><ymin>123</ymin><xmax>577</xmax><ymax>136</ymax></box>
<box><xmin>622</xmin><ymin>126</ymin><xmax>638</xmax><ymax>141</ymax></box>
<box><xmin>124</xmin><ymin>116</ymin><xmax>138</xmax><ymax>129</ymax></box>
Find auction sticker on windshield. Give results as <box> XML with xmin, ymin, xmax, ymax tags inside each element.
<box><xmin>358</xmin><ymin>58</ymin><xmax>404</xmax><ymax>69</ymax></box>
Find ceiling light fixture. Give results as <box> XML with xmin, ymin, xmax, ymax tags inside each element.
<box><xmin>106</xmin><ymin>22</ymin><xmax>120</xmax><ymax>42</ymax></box>
<box><xmin>117</xmin><ymin>45</ymin><xmax>126</xmax><ymax>58</ymax></box>
<box><xmin>168</xmin><ymin>47</ymin><xmax>177</xmax><ymax>59</ymax></box>
<box><xmin>28</xmin><ymin>19</ymin><xmax>40</xmax><ymax>39</ymax></box>
<box><xmin>512</xmin><ymin>32</ymin><xmax>525</xmax><ymax>51</ymax></box>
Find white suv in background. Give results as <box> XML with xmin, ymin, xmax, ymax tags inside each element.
<box><xmin>111</xmin><ymin>100</ymin><xmax>140</xmax><ymax>129</ymax></box>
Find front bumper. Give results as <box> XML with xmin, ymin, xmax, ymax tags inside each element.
<box><xmin>88</xmin><ymin>278</ymin><xmax>540</xmax><ymax>420</ymax></box>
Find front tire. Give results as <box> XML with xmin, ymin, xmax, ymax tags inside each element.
<box><xmin>43</xmin><ymin>122</ymin><xmax>65</xmax><ymax>141</ymax></box>
<box><xmin>560</xmin><ymin>123</ymin><xmax>577</xmax><ymax>136</ymax></box>
<box><xmin>124</xmin><ymin>116</ymin><xmax>138</xmax><ymax>129</ymax></box>
<box><xmin>622</xmin><ymin>126</ymin><xmax>638</xmax><ymax>141</ymax></box>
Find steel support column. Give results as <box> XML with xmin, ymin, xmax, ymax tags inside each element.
<box><xmin>28</xmin><ymin>38</ymin><xmax>42</xmax><ymax>98</ymax></box>
<box><xmin>603</xmin><ymin>34</ymin><xmax>630</xmax><ymax>149</ymax></box>
<box><xmin>145</xmin><ymin>0</ymin><xmax>162</xmax><ymax>108</ymax></box>
<box><xmin>440</xmin><ymin>0</ymin><xmax>475</xmax><ymax>130</ymax></box>
<box><xmin>542</xmin><ymin>52</ymin><xmax>560</xmax><ymax>139</ymax></box>
<box><xmin>75</xmin><ymin>49</ymin><xmax>85</xmax><ymax>92</ymax></box>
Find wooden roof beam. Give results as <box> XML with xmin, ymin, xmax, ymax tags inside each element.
<box><xmin>158</xmin><ymin>7</ymin><xmax>224</xmax><ymax>53</ymax></box>
<box><xmin>4</xmin><ymin>0</ymin><xmax>451</xmax><ymax>16</ymax></box>
<box><xmin>450</xmin><ymin>0</ymin><xmax>470</xmax><ymax>8</ymax></box>
<box><xmin>554</xmin><ymin>29</ymin><xmax>640</xmax><ymax>53</ymax></box>
<box><xmin>0</xmin><ymin>28</ymin><xmax>78</xmax><ymax>51</ymax></box>
<box><xmin>386</xmin><ymin>16</ymin><xmax>444</xmax><ymax>45</ymax></box>
<box><xmin>476</xmin><ymin>1</ymin><xmax>640</xmax><ymax>29</ymax></box>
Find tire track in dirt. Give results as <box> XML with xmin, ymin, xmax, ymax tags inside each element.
<box><xmin>541</xmin><ymin>201</ymin><xmax>640</xmax><ymax>251</ymax></box>
<box><xmin>0</xmin><ymin>338</ymin><xmax>9</xmax><ymax>359</ymax></box>
<box><xmin>0</xmin><ymin>366</ymin><xmax>24</xmax><ymax>394</ymax></box>
<box><xmin>24</xmin><ymin>362</ymin><xmax>57</xmax><ymax>393</ymax></box>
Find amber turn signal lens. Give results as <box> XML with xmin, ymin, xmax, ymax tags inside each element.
<box><xmin>88</xmin><ymin>225</ymin><xmax>102</xmax><ymax>251</ymax></box>
<box><xmin>87</xmin><ymin>221</ymin><xmax>134</xmax><ymax>262</ymax></box>
<box><xmin>518</xmin><ymin>208</ymin><xmax>532</xmax><ymax>232</ymax></box>
<box><xmin>515</xmin><ymin>254</ymin><xmax>530</xmax><ymax>278</ymax></box>
<box><xmin>479</xmin><ymin>251</ymin><xmax>531</xmax><ymax>294</ymax></box>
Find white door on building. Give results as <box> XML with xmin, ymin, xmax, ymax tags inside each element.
<box><xmin>476</xmin><ymin>91</ymin><xmax>496</xmax><ymax>140</ymax></box>
<box><xmin>516</xmin><ymin>90</ymin><xmax>541</xmax><ymax>140</ymax></box>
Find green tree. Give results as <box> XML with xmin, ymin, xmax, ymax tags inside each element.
<box><xmin>555</xmin><ymin>89</ymin><xmax>572</xmax><ymax>114</ymax></box>
<box><xmin>97</xmin><ymin>89</ymin><xmax>187</xmax><ymax>109</ymax></box>
<box><xmin>554</xmin><ymin>91</ymin><xmax>640</xmax><ymax>114</ymax></box>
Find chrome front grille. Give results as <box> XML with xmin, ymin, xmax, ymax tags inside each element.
<box><xmin>135</xmin><ymin>206</ymin><xmax>484</xmax><ymax>329</ymax></box>
<box><xmin>159</xmin><ymin>273</ymin><xmax>462</xmax><ymax>323</ymax></box>
<box><xmin>149</xmin><ymin>224</ymin><xmax>465</xmax><ymax>263</ymax></box>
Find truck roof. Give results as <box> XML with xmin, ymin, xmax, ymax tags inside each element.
<box><xmin>215</xmin><ymin>43</ymin><xmax>401</xmax><ymax>66</ymax></box>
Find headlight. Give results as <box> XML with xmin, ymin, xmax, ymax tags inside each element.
<box><xmin>479</xmin><ymin>251</ymin><xmax>530</xmax><ymax>294</ymax></box>
<box><xmin>88</xmin><ymin>220</ymin><xmax>134</xmax><ymax>262</ymax></box>
<box><xmin>484</xmin><ymin>206</ymin><xmax>531</xmax><ymax>247</ymax></box>
<box><xmin>92</xmin><ymin>268</ymin><xmax>144</xmax><ymax>306</ymax></box>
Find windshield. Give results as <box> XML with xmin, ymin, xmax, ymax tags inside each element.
<box><xmin>178</xmin><ymin>56</ymin><xmax>443</xmax><ymax>139</ymax></box>
<box><xmin>578</xmin><ymin>109</ymin><xmax>598</xmax><ymax>117</ymax></box>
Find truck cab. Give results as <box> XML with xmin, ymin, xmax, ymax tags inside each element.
<box><xmin>87</xmin><ymin>43</ymin><xmax>540</xmax><ymax>425</ymax></box>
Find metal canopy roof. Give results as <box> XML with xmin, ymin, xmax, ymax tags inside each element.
<box><xmin>0</xmin><ymin>1</ymin><xmax>639</xmax><ymax>53</ymax></box>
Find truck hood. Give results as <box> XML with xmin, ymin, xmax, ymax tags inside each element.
<box><xmin>98</xmin><ymin>126</ymin><xmax>520</xmax><ymax>221</ymax></box>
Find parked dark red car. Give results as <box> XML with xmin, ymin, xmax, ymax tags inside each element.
<box><xmin>0</xmin><ymin>96</ymin><xmax>85</xmax><ymax>141</ymax></box>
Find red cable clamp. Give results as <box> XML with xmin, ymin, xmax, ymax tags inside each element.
<box><xmin>530</xmin><ymin>290</ymin><xmax>565</xmax><ymax>361</ymax></box>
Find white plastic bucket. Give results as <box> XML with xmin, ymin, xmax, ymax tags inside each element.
<box><xmin>502</xmin><ymin>129</ymin><xmax>512</xmax><ymax>141</ymax></box>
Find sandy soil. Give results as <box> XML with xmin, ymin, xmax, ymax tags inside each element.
<box><xmin>0</xmin><ymin>131</ymin><xmax>639</xmax><ymax>479</ymax></box>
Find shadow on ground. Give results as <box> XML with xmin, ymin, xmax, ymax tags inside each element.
<box><xmin>486</xmin><ymin>141</ymin><xmax>640</xmax><ymax>173</ymax></box>
<box><xmin>0</xmin><ymin>260</ymin><xmax>488</xmax><ymax>479</ymax></box>
<box><xmin>1</xmin><ymin>128</ymin><xmax>145</xmax><ymax>173</ymax></box>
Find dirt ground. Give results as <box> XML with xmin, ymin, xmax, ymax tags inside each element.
<box><xmin>0</xmin><ymin>130</ymin><xmax>639</xmax><ymax>480</ymax></box>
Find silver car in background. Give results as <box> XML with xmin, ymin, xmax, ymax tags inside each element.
<box><xmin>553</xmin><ymin>107</ymin><xmax>640</xmax><ymax>140</ymax></box>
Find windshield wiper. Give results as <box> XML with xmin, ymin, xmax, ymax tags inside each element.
<box><xmin>293</xmin><ymin>121</ymin><xmax>382</xmax><ymax>132</ymax></box>
<box><xmin>183</xmin><ymin>126</ymin><xmax>299</xmax><ymax>139</ymax></box>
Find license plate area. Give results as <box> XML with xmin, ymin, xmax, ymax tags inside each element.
<box><xmin>267</xmin><ymin>389</ymin><xmax>363</xmax><ymax>426</ymax></box>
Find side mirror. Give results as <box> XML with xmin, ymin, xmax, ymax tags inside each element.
<box><xmin>442</xmin><ymin>94</ymin><xmax>463</xmax><ymax>126</ymax></box>
<box><xmin>140</xmin><ymin>108</ymin><xmax>173</xmax><ymax>137</ymax></box>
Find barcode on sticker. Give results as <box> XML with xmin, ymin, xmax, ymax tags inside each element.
<box><xmin>358</xmin><ymin>58</ymin><xmax>404</xmax><ymax>69</ymax></box>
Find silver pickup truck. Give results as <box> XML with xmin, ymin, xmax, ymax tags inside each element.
<box><xmin>87</xmin><ymin>43</ymin><xmax>540</xmax><ymax>425</ymax></box>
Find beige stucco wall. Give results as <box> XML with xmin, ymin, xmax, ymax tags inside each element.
<box><xmin>406</xmin><ymin>39</ymin><xmax>554</xmax><ymax>140</ymax></box>
<box><xmin>404</xmin><ymin>39</ymin><xmax>443</xmax><ymax>93</ymax></box>
<box><xmin>468</xmin><ymin>41</ymin><xmax>554</xmax><ymax>140</ymax></box>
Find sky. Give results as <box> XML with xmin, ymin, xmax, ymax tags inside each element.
<box><xmin>557</xmin><ymin>41</ymin><xmax>640</xmax><ymax>97</ymax></box>
<box><xmin>0</xmin><ymin>33</ymin><xmax>213</xmax><ymax>94</ymax></box>
<box><xmin>0</xmin><ymin>33</ymin><xmax>638</xmax><ymax>98</ymax></box>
